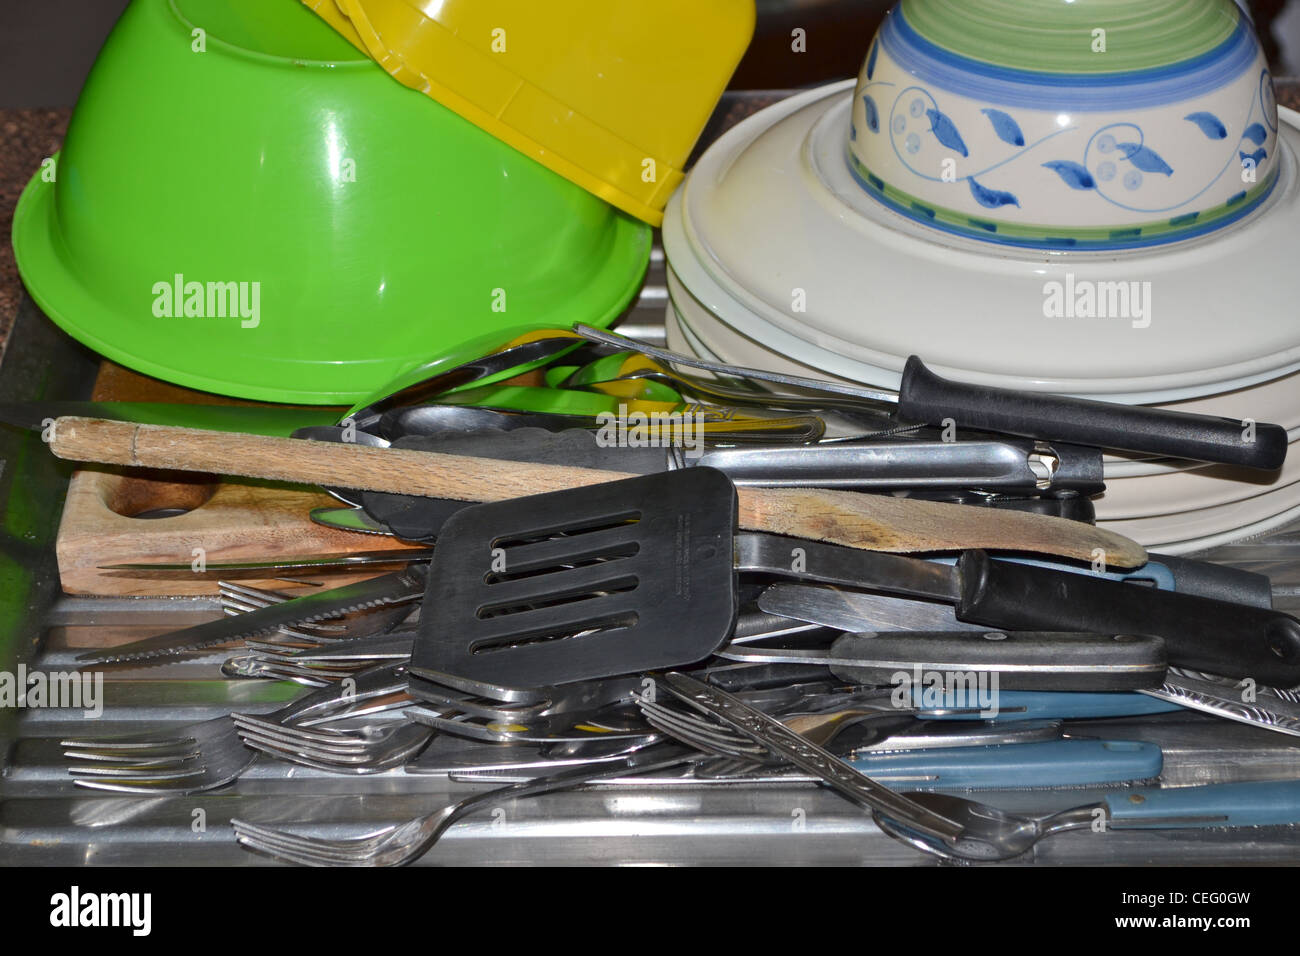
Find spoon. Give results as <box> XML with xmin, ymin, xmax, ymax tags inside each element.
<box><xmin>874</xmin><ymin>791</ymin><xmax>1097</xmax><ymax>861</ymax></box>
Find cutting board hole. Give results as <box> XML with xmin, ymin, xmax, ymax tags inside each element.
<box><xmin>101</xmin><ymin>471</ymin><xmax>219</xmax><ymax>520</ymax></box>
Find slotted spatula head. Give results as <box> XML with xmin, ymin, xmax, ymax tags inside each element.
<box><xmin>413</xmin><ymin>469</ymin><xmax>741</xmax><ymax>695</ymax></box>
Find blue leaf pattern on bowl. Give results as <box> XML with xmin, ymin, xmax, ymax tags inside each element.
<box><xmin>1184</xmin><ymin>111</ymin><xmax>1227</xmax><ymax>139</ymax></box>
<box><xmin>863</xmin><ymin>95</ymin><xmax>880</xmax><ymax>134</ymax></box>
<box><xmin>866</xmin><ymin>40</ymin><xmax>879</xmax><ymax>80</ymax></box>
<box><xmin>1042</xmin><ymin>160</ymin><xmax>1096</xmax><ymax>190</ymax></box>
<box><xmin>925</xmin><ymin>108</ymin><xmax>969</xmax><ymax>157</ymax></box>
<box><xmin>1117</xmin><ymin>143</ymin><xmax>1174</xmax><ymax>175</ymax></box>
<box><xmin>982</xmin><ymin>108</ymin><xmax>1025</xmax><ymax>147</ymax></box>
<box><xmin>968</xmin><ymin>177</ymin><xmax>1020</xmax><ymax>208</ymax></box>
<box><xmin>1242</xmin><ymin>122</ymin><xmax>1268</xmax><ymax>145</ymax></box>
<box><xmin>852</xmin><ymin>82</ymin><xmax>1275</xmax><ymax>243</ymax></box>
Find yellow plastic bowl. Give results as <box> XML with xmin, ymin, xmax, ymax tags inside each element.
<box><xmin>304</xmin><ymin>0</ymin><xmax>756</xmax><ymax>225</ymax></box>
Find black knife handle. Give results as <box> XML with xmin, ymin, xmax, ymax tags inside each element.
<box><xmin>701</xmin><ymin>662</ymin><xmax>836</xmax><ymax>691</ymax></box>
<box><xmin>954</xmin><ymin>551</ymin><xmax>1300</xmax><ymax>685</ymax></box>
<box><xmin>993</xmin><ymin>496</ymin><xmax>1096</xmax><ymax>523</ymax></box>
<box><xmin>1152</xmin><ymin>552</ymin><xmax>1273</xmax><ymax>609</ymax></box>
<box><xmin>827</xmin><ymin>631</ymin><xmax>1166</xmax><ymax>691</ymax></box>
<box><xmin>910</xmin><ymin>492</ymin><xmax>1097</xmax><ymax>524</ymax></box>
<box><xmin>898</xmin><ymin>356</ymin><xmax>1288</xmax><ymax>470</ymax></box>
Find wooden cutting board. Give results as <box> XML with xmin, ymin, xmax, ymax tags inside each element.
<box><xmin>56</xmin><ymin>362</ymin><xmax>420</xmax><ymax>596</ymax></box>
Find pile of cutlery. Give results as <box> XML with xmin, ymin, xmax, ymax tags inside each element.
<box><xmin>15</xmin><ymin>324</ymin><xmax>1300</xmax><ymax>865</ymax></box>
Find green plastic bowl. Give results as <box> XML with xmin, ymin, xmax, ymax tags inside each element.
<box><xmin>12</xmin><ymin>0</ymin><xmax>650</xmax><ymax>404</ymax></box>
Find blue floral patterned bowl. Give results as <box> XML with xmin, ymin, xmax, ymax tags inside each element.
<box><xmin>849</xmin><ymin>0</ymin><xmax>1279</xmax><ymax>250</ymax></box>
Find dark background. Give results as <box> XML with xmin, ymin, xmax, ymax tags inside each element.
<box><xmin>2</xmin><ymin>0</ymin><xmax>1295</xmax><ymax>108</ymax></box>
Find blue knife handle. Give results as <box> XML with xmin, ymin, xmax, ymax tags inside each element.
<box><xmin>929</xmin><ymin>554</ymin><xmax>1176</xmax><ymax>591</ymax></box>
<box><xmin>849</xmin><ymin>739</ymin><xmax>1162</xmax><ymax>790</ymax></box>
<box><xmin>913</xmin><ymin>690</ymin><xmax>1184</xmax><ymax>721</ymax></box>
<box><xmin>928</xmin><ymin>554</ymin><xmax>1272</xmax><ymax>608</ymax></box>
<box><xmin>1107</xmin><ymin>779</ymin><xmax>1300</xmax><ymax>828</ymax></box>
<box><xmin>1005</xmin><ymin>556</ymin><xmax>1178</xmax><ymax>592</ymax></box>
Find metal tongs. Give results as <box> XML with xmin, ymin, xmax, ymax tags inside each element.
<box><xmin>570</xmin><ymin>325</ymin><xmax>1289</xmax><ymax>469</ymax></box>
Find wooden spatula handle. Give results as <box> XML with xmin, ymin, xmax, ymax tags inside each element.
<box><xmin>48</xmin><ymin>416</ymin><xmax>631</xmax><ymax>498</ymax></box>
<box><xmin>738</xmin><ymin>487</ymin><xmax>1145</xmax><ymax>569</ymax></box>
<box><xmin>47</xmin><ymin>417</ymin><xmax>1146</xmax><ymax>568</ymax></box>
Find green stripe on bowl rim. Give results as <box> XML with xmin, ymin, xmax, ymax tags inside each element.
<box><xmin>899</xmin><ymin>0</ymin><xmax>1241</xmax><ymax>74</ymax></box>
<box><xmin>847</xmin><ymin>146</ymin><xmax>1279</xmax><ymax>249</ymax></box>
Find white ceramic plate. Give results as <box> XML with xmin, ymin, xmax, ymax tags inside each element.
<box><xmin>672</xmin><ymin>290</ymin><xmax>1300</xmax><ymax>549</ymax></box>
<box><xmin>1099</xmin><ymin>480</ymin><xmax>1300</xmax><ymax>550</ymax></box>
<box><xmin>1128</xmin><ymin>503</ymin><xmax>1300</xmax><ymax>555</ymax></box>
<box><xmin>1104</xmin><ymin>370</ymin><xmax>1300</xmax><ymax>475</ymax></box>
<box><xmin>1095</xmin><ymin>442</ymin><xmax>1300</xmax><ymax>520</ymax></box>
<box><xmin>664</xmin><ymin>297</ymin><xmax>708</xmax><ymax>365</ymax></box>
<box><xmin>668</xmin><ymin>264</ymin><xmax>1300</xmax><ymax>481</ymax></box>
<box><xmin>672</xmin><ymin>296</ymin><xmax>1300</xmax><ymax>550</ymax></box>
<box><xmin>668</xmin><ymin>82</ymin><xmax>1300</xmax><ymax>403</ymax></box>
<box><xmin>1104</xmin><ymin>446</ymin><xmax>1299</xmax><ymax>480</ymax></box>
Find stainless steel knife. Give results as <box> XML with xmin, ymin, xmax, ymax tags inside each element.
<box><xmin>756</xmin><ymin>549</ymin><xmax>1273</xmax><ymax>629</ymax></box>
<box><xmin>309</xmin><ymin>507</ymin><xmax>395</xmax><ymax>536</ymax></box>
<box><xmin>100</xmin><ymin>548</ymin><xmax>433</xmax><ymax>572</ymax></box>
<box><xmin>730</xmin><ymin>538</ymin><xmax>1300</xmax><ymax>685</ymax></box>
<box><xmin>669</xmin><ymin>720</ymin><xmax>1071</xmax><ymax>783</ymax></box>
<box><xmin>76</xmin><ymin>566</ymin><xmax>429</xmax><ymax>664</ymax></box>
<box><xmin>715</xmin><ymin>630</ymin><xmax>1168</xmax><ymax>691</ymax></box>
<box><xmin>1141</xmin><ymin>667</ymin><xmax>1300</xmax><ymax>737</ymax></box>
<box><xmin>424</xmin><ymin>720</ymin><xmax>1069</xmax><ymax>780</ymax></box>
<box><xmin>758</xmin><ymin>583</ymin><xmax>981</xmax><ymax>633</ymax></box>
<box><xmin>387</xmin><ymin>426</ymin><xmax>1103</xmax><ymax>494</ymax></box>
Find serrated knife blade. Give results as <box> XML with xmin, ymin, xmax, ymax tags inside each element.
<box><xmin>99</xmin><ymin>548</ymin><xmax>433</xmax><ymax>571</ymax></box>
<box><xmin>76</xmin><ymin>566</ymin><xmax>428</xmax><ymax>664</ymax></box>
<box><xmin>1140</xmin><ymin>668</ymin><xmax>1300</xmax><ymax>737</ymax></box>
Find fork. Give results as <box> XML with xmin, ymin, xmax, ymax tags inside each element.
<box><xmin>221</xmin><ymin>653</ymin><xmax>368</xmax><ymax>686</ymax></box>
<box><xmin>623</xmin><ymin>683</ymin><xmax>985</xmax><ymax>775</ymax></box>
<box><xmin>233</xmin><ymin>719</ymin><xmax>433</xmax><ymax>773</ymax></box>
<box><xmin>230</xmin><ymin>694</ymin><xmax>430</xmax><ymax>773</ymax></box>
<box><xmin>637</xmin><ymin>673</ymin><xmax>966</xmax><ymax>842</ymax></box>
<box><xmin>63</xmin><ymin>715</ymin><xmax>258</xmax><ymax>793</ymax></box>
<box><xmin>224</xmin><ymin>632</ymin><xmax>418</xmax><ymax>685</ymax></box>
<box><xmin>230</xmin><ymin>744</ymin><xmax>695</xmax><ymax>866</ymax></box>
<box><xmin>61</xmin><ymin>664</ymin><xmax>410</xmax><ymax>793</ymax></box>
<box><xmin>629</xmin><ymin>698</ymin><xmax>931</xmax><ymax>755</ymax></box>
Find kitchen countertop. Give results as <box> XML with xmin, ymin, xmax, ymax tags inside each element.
<box><xmin>4</xmin><ymin>80</ymin><xmax>1300</xmax><ymax>364</ymax></box>
<box><xmin>0</xmin><ymin>108</ymin><xmax>66</xmax><ymax>357</ymax></box>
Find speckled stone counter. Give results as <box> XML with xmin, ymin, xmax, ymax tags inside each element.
<box><xmin>0</xmin><ymin>109</ymin><xmax>67</xmax><ymax>356</ymax></box>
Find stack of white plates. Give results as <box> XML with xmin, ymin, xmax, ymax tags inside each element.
<box><xmin>663</xmin><ymin>82</ymin><xmax>1300</xmax><ymax>553</ymax></box>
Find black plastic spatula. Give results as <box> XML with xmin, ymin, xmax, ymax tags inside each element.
<box><xmin>414</xmin><ymin>467</ymin><xmax>1300</xmax><ymax>691</ymax></box>
<box><xmin>412</xmin><ymin>468</ymin><xmax>742</xmax><ymax>695</ymax></box>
